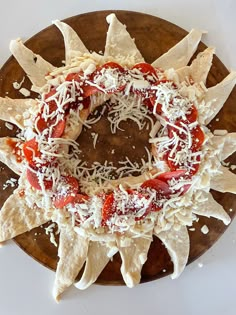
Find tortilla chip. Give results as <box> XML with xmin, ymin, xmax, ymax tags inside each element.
<box><xmin>192</xmin><ymin>191</ymin><xmax>230</xmax><ymax>225</ymax></box>
<box><xmin>104</xmin><ymin>14</ymin><xmax>144</xmax><ymax>65</ymax></box>
<box><xmin>53</xmin><ymin>220</ymin><xmax>89</xmax><ymax>302</ymax></box>
<box><xmin>152</xmin><ymin>29</ymin><xmax>203</xmax><ymax>70</ymax></box>
<box><xmin>176</xmin><ymin>47</ymin><xmax>215</xmax><ymax>84</ymax></box>
<box><xmin>203</xmin><ymin>71</ymin><xmax>236</xmax><ymax>124</ymax></box>
<box><xmin>212</xmin><ymin>132</ymin><xmax>236</xmax><ymax>160</ymax></box>
<box><xmin>0</xmin><ymin>97</ymin><xmax>37</xmax><ymax>129</ymax></box>
<box><xmin>0</xmin><ymin>186</ymin><xmax>51</xmax><ymax>242</ymax></box>
<box><xmin>210</xmin><ymin>165</ymin><xmax>236</xmax><ymax>194</ymax></box>
<box><xmin>75</xmin><ymin>241</ymin><xmax>118</xmax><ymax>290</ymax></box>
<box><xmin>10</xmin><ymin>39</ymin><xmax>55</xmax><ymax>90</ymax></box>
<box><xmin>0</xmin><ymin>137</ymin><xmax>22</xmax><ymax>175</ymax></box>
<box><xmin>117</xmin><ymin>232</ymin><xmax>152</xmax><ymax>287</ymax></box>
<box><xmin>53</xmin><ymin>20</ymin><xmax>89</xmax><ymax>65</ymax></box>
<box><xmin>154</xmin><ymin>225</ymin><xmax>189</xmax><ymax>279</ymax></box>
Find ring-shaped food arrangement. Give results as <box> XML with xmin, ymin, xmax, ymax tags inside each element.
<box><xmin>0</xmin><ymin>13</ymin><xmax>235</xmax><ymax>302</ymax></box>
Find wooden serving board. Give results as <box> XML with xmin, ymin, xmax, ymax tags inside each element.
<box><xmin>0</xmin><ymin>10</ymin><xmax>235</xmax><ymax>285</ymax></box>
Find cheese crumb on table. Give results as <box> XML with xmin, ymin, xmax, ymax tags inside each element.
<box><xmin>213</xmin><ymin>129</ymin><xmax>228</xmax><ymax>136</ymax></box>
<box><xmin>201</xmin><ymin>225</ymin><xmax>209</xmax><ymax>234</ymax></box>
<box><xmin>5</xmin><ymin>122</ymin><xmax>14</xmax><ymax>130</ymax></box>
<box><xmin>12</xmin><ymin>76</ymin><xmax>25</xmax><ymax>90</ymax></box>
<box><xmin>19</xmin><ymin>87</ymin><xmax>31</xmax><ymax>97</ymax></box>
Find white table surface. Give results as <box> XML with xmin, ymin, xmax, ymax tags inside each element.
<box><xmin>0</xmin><ymin>1</ymin><xmax>235</xmax><ymax>314</ymax></box>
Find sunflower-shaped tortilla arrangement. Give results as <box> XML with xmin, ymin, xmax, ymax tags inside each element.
<box><xmin>0</xmin><ymin>13</ymin><xmax>236</xmax><ymax>302</ymax></box>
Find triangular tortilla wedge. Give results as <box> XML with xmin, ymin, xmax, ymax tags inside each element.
<box><xmin>0</xmin><ymin>137</ymin><xmax>23</xmax><ymax>175</ymax></box>
<box><xmin>53</xmin><ymin>20</ymin><xmax>89</xmax><ymax>65</ymax></box>
<box><xmin>212</xmin><ymin>132</ymin><xmax>236</xmax><ymax>161</ymax></box>
<box><xmin>176</xmin><ymin>47</ymin><xmax>215</xmax><ymax>84</ymax></box>
<box><xmin>152</xmin><ymin>29</ymin><xmax>203</xmax><ymax>70</ymax></box>
<box><xmin>0</xmin><ymin>97</ymin><xmax>38</xmax><ymax>129</ymax></box>
<box><xmin>53</xmin><ymin>220</ymin><xmax>89</xmax><ymax>302</ymax></box>
<box><xmin>10</xmin><ymin>39</ymin><xmax>55</xmax><ymax>90</ymax></box>
<box><xmin>192</xmin><ymin>191</ymin><xmax>231</xmax><ymax>225</ymax></box>
<box><xmin>210</xmin><ymin>165</ymin><xmax>236</xmax><ymax>194</ymax></box>
<box><xmin>104</xmin><ymin>13</ymin><xmax>144</xmax><ymax>65</ymax></box>
<box><xmin>203</xmin><ymin>71</ymin><xmax>236</xmax><ymax>124</ymax></box>
<box><xmin>0</xmin><ymin>186</ymin><xmax>51</xmax><ymax>242</ymax></box>
<box><xmin>117</xmin><ymin>231</ymin><xmax>153</xmax><ymax>287</ymax></box>
<box><xmin>75</xmin><ymin>241</ymin><xmax>118</xmax><ymax>290</ymax></box>
<box><xmin>154</xmin><ymin>225</ymin><xmax>189</xmax><ymax>279</ymax></box>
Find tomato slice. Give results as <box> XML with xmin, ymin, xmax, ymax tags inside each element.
<box><xmin>141</xmin><ymin>178</ymin><xmax>172</xmax><ymax>197</ymax></box>
<box><xmin>181</xmin><ymin>184</ymin><xmax>191</xmax><ymax>194</ymax></box>
<box><xmin>65</xmin><ymin>72</ymin><xmax>82</xmax><ymax>82</ymax></box>
<box><xmin>168</xmin><ymin>121</ymin><xmax>204</xmax><ymax>152</ymax></box>
<box><xmin>168</xmin><ymin>121</ymin><xmax>186</xmax><ymax>140</ymax></box>
<box><xmin>66</xmin><ymin>71</ymin><xmax>98</xmax><ymax>97</ymax></box>
<box><xmin>100</xmin><ymin>62</ymin><xmax>125</xmax><ymax>72</ymax></box>
<box><xmin>68</xmin><ymin>96</ymin><xmax>91</xmax><ymax>111</ymax></box>
<box><xmin>44</xmin><ymin>89</ymin><xmax>58</xmax><ymax>113</ymax></box>
<box><xmin>73</xmin><ymin>193</ymin><xmax>90</xmax><ymax>203</ymax></box>
<box><xmin>126</xmin><ymin>189</ymin><xmax>161</xmax><ymax>218</ymax></box>
<box><xmin>47</xmin><ymin>100</ymin><xmax>58</xmax><ymax>114</ymax></box>
<box><xmin>23</xmin><ymin>138</ymin><xmax>40</xmax><ymax>166</ymax></box>
<box><xmin>156</xmin><ymin>170</ymin><xmax>192</xmax><ymax>195</ymax></box>
<box><xmin>186</xmin><ymin>162</ymin><xmax>200</xmax><ymax>176</ymax></box>
<box><xmin>6</xmin><ymin>138</ymin><xmax>23</xmax><ymax>163</ymax></box>
<box><xmin>82</xmin><ymin>84</ymin><xmax>100</xmax><ymax>97</ymax></box>
<box><xmin>101</xmin><ymin>193</ymin><xmax>115</xmax><ymax>223</ymax></box>
<box><xmin>81</xmin><ymin>97</ymin><xmax>90</xmax><ymax>109</ymax></box>
<box><xmin>131</xmin><ymin>63</ymin><xmax>157</xmax><ymax>80</ymax></box>
<box><xmin>53</xmin><ymin>175</ymin><xmax>79</xmax><ymax>208</ymax></box>
<box><xmin>51</xmin><ymin>119</ymin><xmax>66</xmax><ymax>138</ymax></box>
<box><xmin>186</xmin><ymin>105</ymin><xmax>198</xmax><ymax>123</ymax></box>
<box><xmin>68</xmin><ymin>63</ymin><xmax>126</xmax><ymax>96</ymax></box>
<box><xmin>156</xmin><ymin>170</ymin><xmax>187</xmax><ymax>182</ymax></box>
<box><xmin>168</xmin><ymin>105</ymin><xmax>198</xmax><ymax>125</ymax></box>
<box><xmin>35</xmin><ymin>87</ymin><xmax>66</xmax><ymax>138</ymax></box>
<box><xmin>166</xmin><ymin>153</ymin><xmax>179</xmax><ymax>172</ymax></box>
<box><xmin>35</xmin><ymin>115</ymin><xmax>47</xmax><ymax>133</ymax></box>
<box><xmin>191</xmin><ymin>125</ymin><xmax>205</xmax><ymax>151</ymax></box>
<box><xmin>131</xmin><ymin>63</ymin><xmax>158</xmax><ymax>97</ymax></box>
<box><xmin>142</xmin><ymin>97</ymin><xmax>154</xmax><ymax>110</ymax></box>
<box><xmin>166</xmin><ymin>151</ymin><xmax>200</xmax><ymax>176</ymax></box>
<box><xmin>26</xmin><ymin>168</ymin><xmax>53</xmax><ymax>190</ymax></box>
<box><xmin>36</xmin><ymin>115</ymin><xmax>66</xmax><ymax>138</ymax></box>
<box><xmin>45</xmin><ymin>88</ymin><xmax>56</xmax><ymax>99</ymax></box>
<box><xmin>148</xmin><ymin>80</ymin><xmax>175</xmax><ymax>113</ymax></box>
<box><xmin>150</xmin><ymin>97</ymin><xmax>163</xmax><ymax>115</ymax></box>
<box><xmin>89</xmin><ymin>62</ymin><xmax>126</xmax><ymax>94</ymax></box>
<box><xmin>102</xmin><ymin>189</ymin><xmax>157</xmax><ymax>224</ymax></box>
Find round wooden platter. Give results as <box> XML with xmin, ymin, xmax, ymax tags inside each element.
<box><xmin>0</xmin><ymin>10</ymin><xmax>235</xmax><ymax>285</ymax></box>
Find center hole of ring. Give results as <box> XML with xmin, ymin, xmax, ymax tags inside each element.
<box><xmin>76</xmin><ymin>103</ymin><xmax>152</xmax><ymax>179</ymax></box>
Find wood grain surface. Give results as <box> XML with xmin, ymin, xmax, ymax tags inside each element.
<box><xmin>0</xmin><ymin>10</ymin><xmax>235</xmax><ymax>285</ymax></box>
